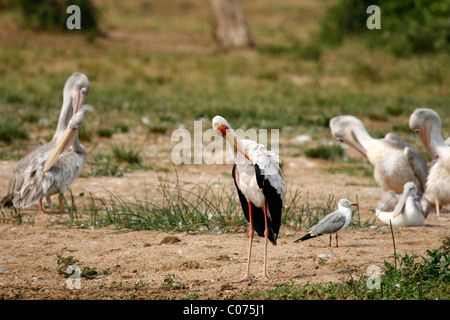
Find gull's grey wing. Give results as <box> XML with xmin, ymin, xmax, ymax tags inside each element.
<box><xmin>310</xmin><ymin>210</ymin><xmax>346</xmax><ymax>236</ymax></box>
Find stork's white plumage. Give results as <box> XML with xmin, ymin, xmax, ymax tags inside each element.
<box><xmin>409</xmin><ymin>108</ymin><xmax>450</xmax><ymax>218</ymax></box>
<box><xmin>212</xmin><ymin>115</ymin><xmax>286</xmax><ymax>282</ymax></box>
<box><xmin>234</xmin><ymin>139</ymin><xmax>285</xmax><ymax>208</ymax></box>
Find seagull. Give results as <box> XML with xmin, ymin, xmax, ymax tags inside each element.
<box><xmin>375</xmin><ymin>182</ymin><xmax>428</xmax><ymax>226</ymax></box>
<box><xmin>212</xmin><ymin>115</ymin><xmax>286</xmax><ymax>282</ymax></box>
<box><xmin>294</xmin><ymin>199</ymin><xmax>357</xmax><ymax>247</ymax></box>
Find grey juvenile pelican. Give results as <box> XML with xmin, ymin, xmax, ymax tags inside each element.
<box><xmin>409</xmin><ymin>108</ymin><xmax>450</xmax><ymax>218</ymax></box>
<box><xmin>213</xmin><ymin>115</ymin><xmax>286</xmax><ymax>282</ymax></box>
<box><xmin>13</xmin><ymin>109</ymin><xmax>87</xmax><ymax>213</ymax></box>
<box><xmin>1</xmin><ymin>72</ymin><xmax>89</xmax><ymax>213</ymax></box>
<box><xmin>330</xmin><ymin>115</ymin><xmax>428</xmax><ymax>195</ymax></box>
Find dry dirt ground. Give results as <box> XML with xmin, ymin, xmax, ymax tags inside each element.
<box><xmin>0</xmin><ymin>133</ymin><xmax>448</xmax><ymax>300</ymax></box>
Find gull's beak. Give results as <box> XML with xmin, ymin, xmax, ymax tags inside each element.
<box><xmin>341</xmin><ymin>128</ymin><xmax>368</xmax><ymax>159</ymax></box>
<box><xmin>351</xmin><ymin>203</ymin><xmax>358</xmax><ymax>207</ymax></box>
<box><xmin>43</xmin><ymin>127</ymin><xmax>78</xmax><ymax>173</ymax></box>
<box><xmin>216</xmin><ymin>125</ymin><xmax>253</xmax><ymax>164</ymax></box>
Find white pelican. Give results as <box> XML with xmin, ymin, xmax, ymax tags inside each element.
<box><xmin>376</xmin><ymin>188</ymin><xmax>430</xmax><ymax>218</ymax></box>
<box><xmin>13</xmin><ymin>109</ymin><xmax>86</xmax><ymax>213</ymax></box>
<box><xmin>330</xmin><ymin>115</ymin><xmax>428</xmax><ymax>195</ymax></box>
<box><xmin>375</xmin><ymin>182</ymin><xmax>427</xmax><ymax>226</ymax></box>
<box><xmin>294</xmin><ymin>199</ymin><xmax>357</xmax><ymax>247</ymax></box>
<box><xmin>212</xmin><ymin>115</ymin><xmax>286</xmax><ymax>282</ymax></box>
<box><xmin>0</xmin><ymin>72</ymin><xmax>90</xmax><ymax>212</ymax></box>
<box><xmin>409</xmin><ymin>108</ymin><xmax>450</xmax><ymax>218</ymax></box>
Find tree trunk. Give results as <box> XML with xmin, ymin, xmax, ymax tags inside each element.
<box><xmin>211</xmin><ymin>0</ymin><xmax>256</xmax><ymax>48</ymax></box>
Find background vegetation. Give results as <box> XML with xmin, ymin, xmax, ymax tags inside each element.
<box><xmin>320</xmin><ymin>0</ymin><xmax>450</xmax><ymax>57</ymax></box>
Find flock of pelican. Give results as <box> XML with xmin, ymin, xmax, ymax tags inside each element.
<box><xmin>330</xmin><ymin>110</ymin><xmax>449</xmax><ymax>226</ymax></box>
<box><xmin>0</xmin><ymin>72</ymin><xmax>448</xmax><ymax>282</ymax></box>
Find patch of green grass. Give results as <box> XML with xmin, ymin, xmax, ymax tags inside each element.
<box><xmin>0</xmin><ymin>120</ymin><xmax>29</xmax><ymax>144</ymax></box>
<box><xmin>84</xmin><ymin>155</ymin><xmax>123</xmax><ymax>177</ymax></box>
<box><xmin>258</xmin><ymin>41</ymin><xmax>322</xmax><ymax>60</ymax></box>
<box><xmin>96</xmin><ymin>128</ymin><xmax>115</xmax><ymax>138</ymax></box>
<box><xmin>51</xmin><ymin>170</ymin><xmax>365</xmax><ymax>234</ymax></box>
<box><xmin>304</xmin><ymin>144</ymin><xmax>344</xmax><ymax>161</ymax></box>
<box><xmin>328</xmin><ymin>160</ymin><xmax>374</xmax><ymax>178</ymax></box>
<box><xmin>112</xmin><ymin>144</ymin><xmax>142</xmax><ymax>166</ymax></box>
<box><xmin>56</xmin><ymin>254</ymin><xmax>111</xmax><ymax>279</ymax></box>
<box><xmin>82</xmin><ymin>175</ymin><xmax>247</xmax><ymax>234</ymax></box>
<box><xmin>233</xmin><ymin>239</ymin><xmax>450</xmax><ymax>300</ymax></box>
<box><xmin>162</xmin><ymin>273</ymin><xmax>185</xmax><ymax>290</ymax></box>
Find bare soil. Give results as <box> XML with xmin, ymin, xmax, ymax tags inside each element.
<box><xmin>0</xmin><ymin>133</ymin><xmax>448</xmax><ymax>300</ymax></box>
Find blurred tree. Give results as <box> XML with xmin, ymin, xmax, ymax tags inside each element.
<box><xmin>211</xmin><ymin>0</ymin><xmax>256</xmax><ymax>48</ymax></box>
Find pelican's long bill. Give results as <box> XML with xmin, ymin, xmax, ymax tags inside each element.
<box><xmin>43</xmin><ymin>125</ymin><xmax>79</xmax><ymax>173</ymax></box>
<box><xmin>417</xmin><ymin>121</ymin><xmax>436</xmax><ymax>160</ymax></box>
<box><xmin>72</xmin><ymin>87</ymin><xmax>86</xmax><ymax>115</ymax></box>
<box><xmin>392</xmin><ymin>189</ymin><xmax>409</xmax><ymax>219</ymax></box>
<box><xmin>216</xmin><ymin>125</ymin><xmax>253</xmax><ymax>164</ymax></box>
<box><xmin>341</xmin><ymin>128</ymin><xmax>368</xmax><ymax>159</ymax></box>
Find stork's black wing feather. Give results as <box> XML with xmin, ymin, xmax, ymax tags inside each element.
<box><xmin>255</xmin><ymin>164</ymin><xmax>283</xmax><ymax>244</ymax></box>
<box><xmin>232</xmin><ymin>164</ymin><xmax>277</xmax><ymax>245</ymax></box>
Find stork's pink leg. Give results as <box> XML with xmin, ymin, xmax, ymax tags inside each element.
<box><xmin>235</xmin><ymin>201</ymin><xmax>254</xmax><ymax>282</ymax></box>
<box><xmin>329</xmin><ymin>234</ymin><xmax>332</xmax><ymax>247</ymax></box>
<box><xmin>336</xmin><ymin>233</ymin><xmax>339</xmax><ymax>247</ymax></box>
<box><xmin>258</xmin><ymin>201</ymin><xmax>269</xmax><ymax>281</ymax></box>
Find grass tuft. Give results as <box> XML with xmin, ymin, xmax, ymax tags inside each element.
<box><xmin>304</xmin><ymin>144</ymin><xmax>344</xmax><ymax>161</ymax></box>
